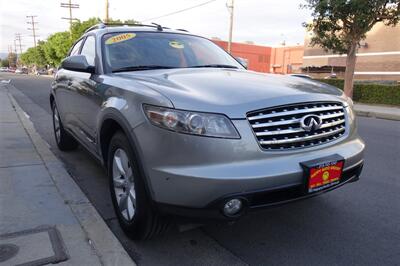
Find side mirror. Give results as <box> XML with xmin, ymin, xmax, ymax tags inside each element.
<box><xmin>235</xmin><ymin>57</ymin><xmax>248</xmax><ymax>69</ymax></box>
<box><xmin>61</xmin><ymin>55</ymin><xmax>95</xmax><ymax>73</ymax></box>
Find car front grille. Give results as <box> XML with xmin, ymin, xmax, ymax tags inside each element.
<box><xmin>247</xmin><ymin>102</ymin><xmax>346</xmax><ymax>150</ymax></box>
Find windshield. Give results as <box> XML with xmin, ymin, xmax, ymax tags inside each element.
<box><xmin>102</xmin><ymin>32</ymin><xmax>243</xmax><ymax>72</ymax></box>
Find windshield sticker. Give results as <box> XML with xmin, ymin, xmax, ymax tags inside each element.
<box><xmin>106</xmin><ymin>33</ymin><xmax>136</xmax><ymax>45</ymax></box>
<box><xmin>169</xmin><ymin>41</ymin><xmax>184</xmax><ymax>49</ymax></box>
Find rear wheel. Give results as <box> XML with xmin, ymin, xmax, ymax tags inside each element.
<box><xmin>108</xmin><ymin>131</ymin><xmax>168</xmax><ymax>240</ymax></box>
<box><xmin>52</xmin><ymin>102</ymin><xmax>78</xmax><ymax>151</ymax></box>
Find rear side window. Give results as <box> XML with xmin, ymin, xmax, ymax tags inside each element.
<box><xmin>70</xmin><ymin>39</ymin><xmax>83</xmax><ymax>56</ymax></box>
<box><xmin>80</xmin><ymin>36</ymin><xmax>96</xmax><ymax>66</ymax></box>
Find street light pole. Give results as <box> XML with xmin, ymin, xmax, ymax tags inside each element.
<box><xmin>227</xmin><ymin>0</ymin><xmax>234</xmax><ymax>54</ymax></box>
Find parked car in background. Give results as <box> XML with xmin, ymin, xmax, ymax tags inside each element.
<box><xmin>324</xmin><ymin>73</ymin><xmax>338</xmax><ymax>79</ymax></box>
<box><xmin>48</xmin><ymin>68</ymin><xmax>57</xmax><ymax>76</ymax></box>
<box><xmin>51</xmin><ymin>23</ymin><xmax>365</xmax><ymax>240</ymax></box>
<box><xmin>0</xmin><ymin>67</ymin><xmax>8</xmax><ymax>72</ymax></box>
<box><xmin>15</xmin><ymin>68</ymin><xmax>28</xmax><ymax>74</ymax></box>
<box><xmin>35</xmin><ymin>69</ymin><xmax>49</xmax><ymax>76</ymax></box>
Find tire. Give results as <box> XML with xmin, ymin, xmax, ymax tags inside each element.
<box><xmin>108</xmin><ymin>131</ymin><xmax>168</xmax><ymax>240</ymax></box>
<box><xmin>52</xmin><ymin>102</ymin><xmax>78</xmax><ymax>151</ymax></box>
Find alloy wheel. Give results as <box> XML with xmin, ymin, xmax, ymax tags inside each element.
<box><xmin>112</xmin><ymin>148</ymin><xmax>136</xmax><ymax>221</ymax></box>
<box><xmin>53</xmin><ymin>106</ymin><xmax>61</xmax><ymax>143</ymax></box>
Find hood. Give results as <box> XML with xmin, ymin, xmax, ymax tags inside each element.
<box><xmin>115</xmin><ymin>68</ymin><xmax>344</xmax><ymax>118</ymax></box>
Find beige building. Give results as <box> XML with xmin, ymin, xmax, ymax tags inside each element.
<box><xmin>302</xmin><ymin>23</ymin><xmax>400</xmax><ymax>80</ymax></box>
<box><xmin>270</xmin><ymin>45</ymin><xmax>304</xmax><ymax>74</ymax></box>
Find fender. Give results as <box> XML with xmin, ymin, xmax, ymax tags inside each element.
<box><xmin>97</xmin><ymin>108</ymin><xmax>155</xmax><ymax>198</ymax></box>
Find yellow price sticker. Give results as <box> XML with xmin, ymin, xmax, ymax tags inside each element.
<box><xmin>169</xmin><ymin>41</ymin><xmax>184</xmax><ymax>49</ymax></box>
<box><xmin>106</xmin><ymin>33</ymin><xmax>136</xmax><ymax>45</ymax></box>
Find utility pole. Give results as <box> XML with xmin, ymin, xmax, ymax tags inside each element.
<box><xmin>13</xmin><ymin>40</ymin><xmax>18</xmax><ymax>54</ymax></box>
<box><xmin>15</xmin><ymin>33</ymin><xmax>23</xmax><ymax>54</ymax></box>
<box><xmin>26</xmin><ymin>15</ymin><xmax>38</xmax><ymax>47</ymax></box>
<box><xmin>61</xmin><ymin>0</ymin><xmax>80</xmax><ymax>32</ymax></box>
<box><xmin>227</xmin><ymin>0</ymin><xmax>234</xmax><ymax>54</ymax></box>
<box><xmin>105</xmin><ymin>0</ymin><xmax>109</xmax><ymax>23</ymax></box>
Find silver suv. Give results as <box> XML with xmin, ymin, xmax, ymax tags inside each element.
<box><xmin>51</xmin><ymin>23</ymin><xmax>365</xmax><ymax>239</ymax></box>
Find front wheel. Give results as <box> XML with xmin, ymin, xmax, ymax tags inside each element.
<box><xmin>52</xmin><ymin>102</ymin><xmax>78</xmax><ymax>151</ymax></box>
<box><xmin>108</xmin><ymin>131</ymin><xmax>168</xmax><ymax>240</ymax></box>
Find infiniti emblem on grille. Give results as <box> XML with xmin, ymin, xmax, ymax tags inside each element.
<box><xmin>300</xmin><ymin>114</ymin><xmax>323</xmax><ymax>132</ymax></box>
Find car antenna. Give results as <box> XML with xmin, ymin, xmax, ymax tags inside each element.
<box><xmin>151</xmin><ymin>22</ymin><xmax>163</xmax><ymax>31</ymax></box>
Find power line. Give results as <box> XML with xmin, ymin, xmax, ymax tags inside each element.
<box><xmin>61</xmin><ymin>0</ymin><xmax>80</xmax><ymax>31</ymax></box>
<box><xmin>141</xmin><ymin>0</ymin><xmax>217</xmax><ymax>22</ymax></box>
<box><xmin>26</xmin><ymin>15</ymin><xmax>39</xmax><ymax>47</ymax></box>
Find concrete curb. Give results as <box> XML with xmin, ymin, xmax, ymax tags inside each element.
<box><xmin>355</xmin><ymin>110</ymin><xmax>400</xmax><ymax>121</ymax></box>
<box><xmin>6</xmin><ymin>88</ymin><xmax>135</xmax><ymax>266</ymax></box>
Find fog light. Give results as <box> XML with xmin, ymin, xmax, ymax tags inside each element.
<box><xmin>223</xmin><ymin>199</ymin><xmax>243</xmax><ymax>216</ymax></box>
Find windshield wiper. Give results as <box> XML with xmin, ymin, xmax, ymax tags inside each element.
<box><xmin>189</xmin><ymin>64</ymin><xmax>239</xmax><ymax>69</ymax></box>
<box><xmin>112</xmin><ymin>65</ymin><xmax>175</xmax><ymax>73</ymax></box>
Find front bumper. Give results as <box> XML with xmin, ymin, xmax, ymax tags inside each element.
<box><xmin>133</xmin><ymin>116</ymin><xmax>365</xmax><ymax>211</ymax></box>
<box><xmin>156</xmin><ymin>161</ymin><xmax>363</xmax><ymax>220</ymax></box>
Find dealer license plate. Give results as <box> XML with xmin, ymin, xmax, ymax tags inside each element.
<box><xmin>300</xmin><ymin>155</ymin><xmax>344</xmax><ymax>193</ymax></box>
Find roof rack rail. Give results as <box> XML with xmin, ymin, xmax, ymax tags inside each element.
<box><xmin>84</xmin><ymin>23</ymin><xmax>106</xmax><ymax>33</ymax></box>
<box><xmin>84</xmin><ymin>22</ymin><xmax>187</xmax><ymax>33</ymax></box>
<box><xmin>103</xmin><ymin>22</ymin><xmax>168</xmax><ymax>30</ymax></box>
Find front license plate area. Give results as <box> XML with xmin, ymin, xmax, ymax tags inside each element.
<box><xmin>300</xmin><ymin>154</ymin><xmax>344</xmax><ymax>194</ymax></box>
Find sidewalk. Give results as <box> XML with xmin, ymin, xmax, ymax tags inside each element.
<box><xmin>0</xmin><ymin>86</ymin><xmax>134</xmax><ymax>265</ymax></box>
<box><xmin>354</xmin><ymin>103</ymin><xmax>400</xmax><ymax>121</ymax></box>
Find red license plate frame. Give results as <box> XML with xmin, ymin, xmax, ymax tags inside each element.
<box><xmin>300</xmin><ymin>154</ymin><xmax>345</xmax><ymax>194</ymax></box>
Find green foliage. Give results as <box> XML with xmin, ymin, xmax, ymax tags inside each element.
<box><xmin>317</xmin><ymin>79</ymin><xmax>400</xmax><ymax>106</ymax></box>
<box><xmin>20</xmin><ymin>41</ymin><xmax>48</xmax><ymax>67</ymax></box>
<box><xmin>71</xmin><ymin>17</ymin><xmax>102</xmax><ymax>41</ymax></box>
<box><xmin>18</xmin><ymin>17</ymin><xmax>139</xmax><ymax>67</ymax></box>
<box><xmin>316</xmin><ymin>79</ymin><xmax>344</xmax><ymax>89</ymax></box>
<box><xmin>303</xmin><ymin>0</ymin><xmax>400</xmax><ymax>54</ymax></box>
<box><xmin>0</xmin><ymin>58</ymin><xmax>9</xmax><ymax>67</ymax></box>
<box><xmin>42</xmin><ymin>31</ymin><xmax>73</xmax><ymax>66</ymax></box>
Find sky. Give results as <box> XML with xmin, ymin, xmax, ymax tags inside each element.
<box><xmin>0</xmin><ymin>0</ymin><xmax>312</xmax><ymax>53</ymax></box>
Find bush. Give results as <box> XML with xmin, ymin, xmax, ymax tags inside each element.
<box><xmin>317</xmin><ymin>79</ymin><xmax>400</xmax><ymax>106</ymax></box>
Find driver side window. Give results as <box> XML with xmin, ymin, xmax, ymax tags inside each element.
<box><xmin>80</xmin><ymin>35</ymin><xmax>96</xmax><ymax>66</ymax></box>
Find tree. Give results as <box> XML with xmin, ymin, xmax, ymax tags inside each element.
<box><xmin>303</xmin><ymin>0</ymin><xmax>400</xmax><ymax>98</ymax></box>
<box><xmin>71</xmin><ymin>17</ymin><xmax>102</xmax><ymax>41</ymax></box>
<box><xmin>7</xmin><ymin>52</ymin><xmax>17</xmax><ymax>68</ymax></box>
<box><xmin>18</xmin><ymin>17</ymin><xmax>139</xmax><ymax>67</ymax></box>
<box><xmin>19</xmin><ymin>41</ymin><xmax>48</xmax><ymax>67</ymax></box>
<box><xmin>0</xmin><ymin>59</ymin><xmax>9</xmax><ymax>67</ymax></box>
<box><xmin>42</xmin><ymin>31</ymin><xmax>72</xmax><ymax>66</ymax></box>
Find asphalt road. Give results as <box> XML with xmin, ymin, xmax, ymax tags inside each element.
<box><xmin>2</xmin><ymin>73</ymin><xmax>400</xmax><ymax>266</ymax></box>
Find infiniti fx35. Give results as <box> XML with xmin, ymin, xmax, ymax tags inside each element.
<box><xmin>51</xmin><ymin>24</ymin><xmax>365</xmax><ymax>239</ymax></box>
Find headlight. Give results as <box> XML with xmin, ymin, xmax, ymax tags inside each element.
<box><xmin>143</xmin><ymin>105</ymin><xmax>240</xmax><ymax>139</ymax></box>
